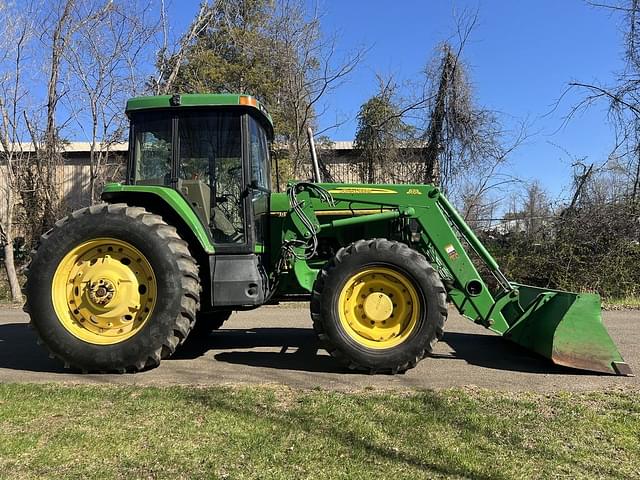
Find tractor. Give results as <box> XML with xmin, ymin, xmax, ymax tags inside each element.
<box><xmin>24</xmin><ymin>93</ymin><xmax>632</xmax><ymax>376</ymax></box>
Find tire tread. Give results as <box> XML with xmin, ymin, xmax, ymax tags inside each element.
<box><xmin>311</xmin><ymin>238</ymin><xmax>447</xmax><ymax>374</ymax></box>
<box><xmin>24</xmin><ymin>202</ymin><xmax>200</xmax><ymax>373</ymax></box>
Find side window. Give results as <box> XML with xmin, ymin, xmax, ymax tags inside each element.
<box><xmin>249</xmin><ymin>117</ymin><xmax>270</xmax><ymax>191</ymax></box>
<box><xmin>134</xmin><ymin>114</ymin><xmax>171</xmax><ymax>185</ymax></box>
<box><xmin>249</xmin><ymin>116</ymin><xmax>270</xmax><ymax>247</ymax></box>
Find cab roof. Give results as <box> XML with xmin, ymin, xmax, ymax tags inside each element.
<box><xmin>125</xmin><ymin>93</ymin><xmax>274</xmax><ymax>139</ymax></box>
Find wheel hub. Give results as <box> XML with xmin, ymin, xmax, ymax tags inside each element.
<box><xmin>88</xmin><ymin>279</ymin><xmax>116</xmax><ymax>306</ymax></box>
<box><xmin>338</xmin><ymin>268</ymin><xmax>420</xmax><ymax>349</ymax></box>
<box><xmin>363</xmin><ymin>292</ymin><xmax>394</xmax><ymax>322</ymax></box>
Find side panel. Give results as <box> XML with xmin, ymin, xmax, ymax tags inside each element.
<box><xmin>211</xmin><ymin>254</ymin><xmax>266</xmax><ymax>306</ymax></box>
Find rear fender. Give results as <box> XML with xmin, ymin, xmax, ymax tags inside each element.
<box><xmin>102</xmin><ymin>184</ymin><xmax>214</xmax><ymax>254</ymax></box>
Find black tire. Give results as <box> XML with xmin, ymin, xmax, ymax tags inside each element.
<box><xmin>193</xmin><ymin>310</ymin><xmax>233</xmax><ymax>334</ymax></box>
<box><xmin>24</xmin><ymin>203</ymin><xmax>200</xmax><ymax>372</ymax></box>
<box><xmin>311</xmin><ymin>238</ymin><xmax>447</xmax><ymax>373</ymax></box>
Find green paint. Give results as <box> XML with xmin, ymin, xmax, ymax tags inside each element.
<box><xmin>320</xmin><ymin>210</ymin><xmax>402</xmax><ymax>230</ymax></box>
<box><xmin>502</xmin><ymin>285</ymin><xmax>626</xmax><ymax>375</ymax></box>
<box><xmin>103</xmin><ymin>183</ymin><xmax>215</xmax><ymax>253</ymax></box>
<box><xmin>435</xmin><ymin>190</ymin><xmax>501</xmax><ymax>272</ymax></box>
<box><xmin>125</xmin><ymin>93</ymin><xmax>273</xmax><ymax>130</ymax></box>
<box><xmin>293</xmin><ymin>255</ymin><xmax>319</xmax><ymax>292</ymax></box>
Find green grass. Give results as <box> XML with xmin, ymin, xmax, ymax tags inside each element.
<box><xmin>0</xmin><ymin>385</ymin><xmax>638</xmax><ymax>479</ymax></box>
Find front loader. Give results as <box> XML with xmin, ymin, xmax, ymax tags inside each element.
<box><xmin>24</xmin><ymin>93</ymin><xmax>632</xmax><ymax>376</ymax></box>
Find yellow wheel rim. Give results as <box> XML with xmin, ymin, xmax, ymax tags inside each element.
<box><xmin>51</xmin><ymin>238</ymin><xmax>157</xmax><ymax>345</ymax></box>
<box><xmin>338</xmin><ymin>267</ymin><xmax>420</xmax><ymax>349</ymax></box>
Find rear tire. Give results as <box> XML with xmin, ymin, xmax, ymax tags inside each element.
<box><xmin>311</xmin><ymin>239</ymin><xmax>447</xmax><ymax>373</ymax></box>
<box><xmin>24</xmin><ymin>203</ymin><xmax>200</xmax><ymax>372</ymax></box>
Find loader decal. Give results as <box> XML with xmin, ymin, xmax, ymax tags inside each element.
<box><xmin>327</xmin><ymin>187</ymin><xmax>397</xmax><ymax>194</ymax></box>
<box><xmin>444</xmin><ymin>243</ymin><xmax>459</xmax><ymax>260</ymax></box>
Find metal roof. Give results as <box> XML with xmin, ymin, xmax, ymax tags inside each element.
<box><xmin>125</xmin><ymin>93</ymin><xmax>273</xmax><ymax>135</ymax></box>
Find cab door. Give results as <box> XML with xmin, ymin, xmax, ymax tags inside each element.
<box><xmin>247</xmin><ymin>115</ymin><xmax>271</xmax><ymax>255</ymax></box>
<box><xmin>206</xmin><ymin>113</ymin><xmax>272</xmax><ymax>308</ymax></box>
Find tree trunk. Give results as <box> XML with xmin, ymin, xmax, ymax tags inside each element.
<box><xmin>2</xmin><ymin>233</ymin><xmax>22</xmax><ymax>302</ymax></box>
<box><xmin>161</xmin><ymin>3</ymin><xmax>210</xmax><ymax>94</ymax></box>
<box><xmin>42</xmin><ymin>0</ymin><xmax>76</xmax><ymax>229</ymax></box>
<box><xmin>631</xmin><ymin>148</ymin><xmax>640</xmax><ymax>202</ymax></box>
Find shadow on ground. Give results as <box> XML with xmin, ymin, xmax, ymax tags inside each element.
<box><xmin>0</xmin><ymin>322</ymin><xmax>585</xmax><ymax>376</ymax></box>
<box><xmin>177</xmin><ymin>326</ymin><xmax>580</xmax><ymax>375</ymax></box>
<box><xmin>0</xmin><ymin>323</ymin><xmax>67</xmax><ymax>373</ymax></box>
<box><xmin>176</xmin><ymin>327</ymin><xmax>350</xmax><ymax>374</ymax></box>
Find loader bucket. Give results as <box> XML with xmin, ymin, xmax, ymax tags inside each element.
<box><xmin>501</xmin><ymin>285</ymin><xmax>633</xmax><ymax>376</ymax></box>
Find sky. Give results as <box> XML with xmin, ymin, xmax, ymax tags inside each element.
<box><xmin>167</xmin><ymin>0</ymin><xmax>626</xmax><ymax>200</ymax></box>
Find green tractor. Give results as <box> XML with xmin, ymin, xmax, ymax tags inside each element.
<box><xmin>24</xmin><ymin>93</ymin><xmax>632</xmax><ymax>376</ymax></box>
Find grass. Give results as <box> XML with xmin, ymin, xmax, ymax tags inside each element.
<box><xmin>603</xmin><ymin>296</ymin><xmax>640</xmax><ymax>310</ymax></box>
<box><xmin>0</xmin><ymin>385</ymin><xmax>638</xmax><ymax>479</ymax></box>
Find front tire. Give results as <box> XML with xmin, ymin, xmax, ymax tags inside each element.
<box><xmin>24</xmin><ymin>203</ymin><xmax>200</xmax><ymax>372</ymax></box>
<box><xmin>311</xmin><ymin>239</ymin><xmax>447</xmax><ymax>373</ymax></box>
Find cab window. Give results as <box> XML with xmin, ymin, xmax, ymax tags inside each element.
<box><xmin>133</xmin><ymin>113</ymin><xmax>171</xmax><ymax>184</ymax></box>
<box><xmin>248</xmin><ymin>116</ymin><xmax>270</xmax><ymax>247</ymax></box>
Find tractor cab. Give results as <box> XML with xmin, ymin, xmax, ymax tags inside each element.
<box><xmin>123</xmin><ymin>93</ymin><xmax>275</xmax><ymax>307</ymax></box>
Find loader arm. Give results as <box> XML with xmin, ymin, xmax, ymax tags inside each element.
<box><xmin>279</xmin><ymin>182</ymin><xmax>632</xmax><ymax>376</ymax></box>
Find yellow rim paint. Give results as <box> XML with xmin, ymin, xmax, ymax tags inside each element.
<box><xmin>338</xmin><ymin>267</ymin><xmax>419</xmax><ymax>349</ymax></box>
<box><xmin>51</xmin><ymin>238</ymin><xmax>157</xmax><ymax>345</ymax></box>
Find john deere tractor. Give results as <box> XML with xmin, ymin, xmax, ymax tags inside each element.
<box><xmin>24</xmin><ymin>93</ymin><xmax>632</xmax><ymax>376</ymax></box>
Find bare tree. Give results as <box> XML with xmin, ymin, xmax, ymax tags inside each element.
<box><xmin>518</xmin><ymin>181</ymin><xmax>551</xmax><ymax>238</ymax></box>
<box><xmin>151</xmin><ymin>1</ymin><xmax>213</xmax><ymax>95</ymax></box>
<box><xmin>419</xmin><ymin>44</ymin><xmax>515</xmax><ymax>196</ymax></box>
<box><xmin>65</xmin><ymin>0</ymin><xmax>160</xmax><ymax>202</ymax></box>
<box><xmin>567</xmin><ymin>1</ymin><xmax>640</xmax><ymax>202</ymax></box>
<box><xmin>354</xmin><ymin>75</ymin><xmax>418</xmax><ymax>183</ymax></box>
<box><xmin>39</xmin><ymin>0</ymin><xmax>79</xmax><ymax>225</ymax></box>
<box><xmin>269</xmin><ymin>0</ymin><xmax>366</xmax><ymax>176</ymax></box>
<box><xmin>349</xmin><ymin>8</ymin><xmax>524</xmax><ymax>205</ymax></box>
<box><xmin>0</xmin><ymin>2</ymin><xmax>31</xmax><ymax>302</ymax></box>
<box><xmin>13</xmin><ymin>0</ymin><xmax>83</xmax><ymax>237</ymax></box>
